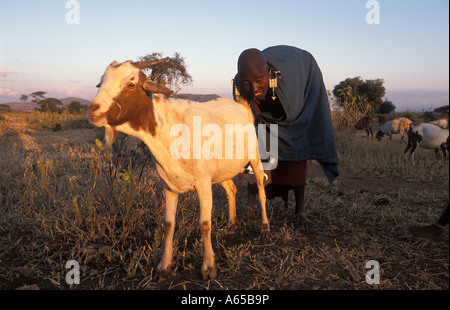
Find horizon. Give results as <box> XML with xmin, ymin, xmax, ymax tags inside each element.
<box><xmin>1</xmin><ymin>0</ymin><xmax>449</xmax><ymax>112</ymax></box>
<box><xmin>3</xmin><ymin>90</ymin><xmax>448</xmax><ymax>114</ymax></box>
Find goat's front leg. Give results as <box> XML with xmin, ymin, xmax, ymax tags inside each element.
<box><xmin>154</xmin><ymin>188</ymin><xmax>178</xmax><ymax>283</ymax></box>
<box><xmin>249</xmin><ymin>159</ymin><xmax>270</xmax><ymax>238</ymax></box>
<box><xmin>220</xmin><ymin>179</ymin><xmax>237</xmax><ymax>230</ymax></box>
<box><xmin>195</xmin><ymin>180</ymin><xmax>217</xmax><ymax>280</ymax></box>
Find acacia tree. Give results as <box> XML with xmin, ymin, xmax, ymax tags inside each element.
<box><xmin>30</xmin><ymin>91</ymin><xmax>46</xmax><ymax>105</ymax></box>
<box><xmin>330</xmin><ymin>86</ymin><xmax>373</xmax><ymax>129</ymax></box>
<box><xmin>333</xmin><ymin>77</ymin><xmax>386</xmax><ymax>113</ymax></box>
<box><xmin>37</xmin><ymin>98</ymin><xmax>63</xmax><ymax>113</ymax></box>
<box><xmin>20</xmin><ymin>94</ymin><xmax>28</xmax><ymax>105</ymax></box>
<box><xmin>137</xmin><ymin>52</ymin><xmax>193</xmax><ymax>92</ymax></box>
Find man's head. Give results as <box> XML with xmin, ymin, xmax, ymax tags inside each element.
<box><xmin>237</xmin><ymin>48</ymin><xmax>269</xmax><ymax>101</ymax></box>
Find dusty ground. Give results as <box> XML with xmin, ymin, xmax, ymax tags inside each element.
<box><xmin>307</xmin><ymin>160</ymin><xmax>445</xmax><ymax>198</ymax></box>
<box><xmin>1</xmin><ymin>128</ymin><xmax>448</xmax><ymax>291</ymax></box>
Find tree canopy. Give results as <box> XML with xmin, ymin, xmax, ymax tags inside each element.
<box><xmin>67</xmin><ymin>101</ymin><xmax>88</xmax><ymax>114</ymax></box>
<box><xmin>37</xmin><ymin>98</ymin><xmax>63</xmax><ymax>113</ymax></box>
<box><xmin>30</xmin><ymin>91</ymin><xmax>46</xmax><ymax>104</ymax></box>
<box><xmin>333</xmin><ymin>77</ymin><xmax>391</xmax><ymax>114</ymax></box>
<box><xmin>378</xmin><ymin>99</ymin><xmax>396</xmax><ymax>114</ymax></box>
<box><xmin>137</xmin><ymin>52</ymin><xmax>193</xmax><ymax>92</ymax></box>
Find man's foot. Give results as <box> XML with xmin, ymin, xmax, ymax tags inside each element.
<box><xmin>407</xmin><ymin>224</ymin><xmax>443</xmax><ymax>241</ymax></box>
<box><xmin>295</xmin><ymin>213</ymin><xmax>313</xmax><ymax>231</ymax></box>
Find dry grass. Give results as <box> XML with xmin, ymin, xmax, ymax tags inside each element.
<box><xmin>0</xmin><ymin>113</ymin><xmax>448</xmax><ymax>290</ymax></box>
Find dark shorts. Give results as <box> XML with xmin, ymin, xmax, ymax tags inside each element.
<box><xmin>270</xmin><ymin>160</ymin><xmax>307</xmax><ymax>186</ymax></box>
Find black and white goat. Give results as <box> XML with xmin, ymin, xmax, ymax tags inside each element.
<box><xmin>404</xmin><ymin>123</ymin><xmax>449</xmax><ymax>160</ymax></box>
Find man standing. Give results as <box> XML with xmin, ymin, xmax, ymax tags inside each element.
<box><xmin>233</xmin><ymin>45</ymin><xmax>338</xmax><ymax>230</ymax></box>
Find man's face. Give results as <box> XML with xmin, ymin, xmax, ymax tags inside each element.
<box><xmin>239</xmin><ymin>61</ymin><xmax>269</xmax><ymax>101</ymax></box>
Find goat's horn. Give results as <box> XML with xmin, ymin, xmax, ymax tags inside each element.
<box><xmin>133</xmin><ymin>57</ymin><xmax>169</xmax><ymax>70</ymax></box>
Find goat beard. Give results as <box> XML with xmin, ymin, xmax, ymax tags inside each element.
<box><xmin>104</xmin><ymin>125</ymin><xmax>117</xmax><ymax>148</ymax></box>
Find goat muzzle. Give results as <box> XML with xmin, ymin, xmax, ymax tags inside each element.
<box><xmin>87</xmin><ymin>102</ymin><xmax>106</xmax><ymax>124</ymax></box>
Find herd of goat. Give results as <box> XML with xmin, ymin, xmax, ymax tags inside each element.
<box><xmin>356</xmin><ymin>115</ymin><xmax>449</xmax><ymax>160</ymax></box>
<box><xmin>87</xmin><ymin>59</ymin><xmax>449</xmax><ymax>282</ymax></box>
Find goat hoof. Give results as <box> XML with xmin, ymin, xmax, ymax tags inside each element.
<box><xmin>228</xmin><ymin>222</ymin><xmax>237</xmax><ymax>234</ymax></box>
<box><xmin>154</xmin><ymin>263</ymin><xmax>172</xmax><ymax>283</ymax></box>
<box><xmin>201</xmin><ymin>261</ymin><xmax>218</xmax><ymax>280</ymax></box>
<box><xmin>261</xmin><ymin>223</ymin><xmax>270</xmax><ymax>238</ymax></box>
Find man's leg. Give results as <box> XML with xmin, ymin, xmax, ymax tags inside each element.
<box><xmin>294</xmin><ymin>185</ymin><xmax>313</xmax><ymax>231</ymax></box>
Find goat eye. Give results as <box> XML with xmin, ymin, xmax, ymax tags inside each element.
<box><xmin>128</xmin><ymin>83</ymin><xmax>135</xmax><ymax>88</ymax></box>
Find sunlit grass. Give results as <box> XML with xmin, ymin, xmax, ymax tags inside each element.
<box><xmin>0</xmin><ymin>113</ymin><xmax>448</xmax><ymax>290</ymax></box>
<box><xmin>336</xmin><ymin>128</ymin><xmax>448</xmax><ymax>184</ymax></box>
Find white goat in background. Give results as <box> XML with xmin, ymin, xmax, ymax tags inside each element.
<box><xmin>375</xmin><ymin>117</ymin><xmax>412</xmax><ymax>142</ymax></box>
<box><xmin>404</xmin><ymin>122</ymin><xmax>449</xmax><ymax>160</ymax></box>
<box><xmin>429</xmin><ymin>119</ymin><xmax>448</xmax><ymax>129</ymax></box>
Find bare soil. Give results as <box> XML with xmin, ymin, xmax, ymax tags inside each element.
<box><xmin>1</xmin><ymin>128</ymin><xmax>448</xmax><ymax>291</ymax></box>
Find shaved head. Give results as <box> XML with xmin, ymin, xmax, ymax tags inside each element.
<box><xmin>238</xmin><ymin>48</ymin><xmax>268</xmax><ymax>75</ymax></box>
<box><xmin>237</xmin><ymin>48</ymin><xmax>270</xmax><ymax>101</ymax></box>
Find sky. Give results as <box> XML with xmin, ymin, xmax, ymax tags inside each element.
<box><xmin>0</xmin><ymin>0</ymin><xmax>448</xmax><ymax>111</ymax></box>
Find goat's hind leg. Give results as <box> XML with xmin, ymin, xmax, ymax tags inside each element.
<box><xmin>221</xmin><ymin>179</ymin><xmax>237</xmax><ymax>230</ymax></box>
<box><xmin>249</xmin><ymin>158</ymin><xmax>270</xmax><ymax>237</ymax></box>
<box><xmin>196</xmin><ymin>180</ymin><xmax>217</xmax><ymax>280</ymax></box>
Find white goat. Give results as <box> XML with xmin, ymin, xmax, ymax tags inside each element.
<box><xmin>404</xmin><ymin>123</ymin><xmax>449</xmax><ymax>159</ymax></box>
<box><xmin>376</xmin><ymin>118</ymin><xmax>412</xmax><ymax>142</ymax></box>
<box><xmin>87</xmin><ymin>59</ymin><xmax>268</xmax><ymax>282</ymax></box>
<box><xmin>429</xmin><ymin>119</ymin><xmax>448</xmax><ymax>129</ymax></box>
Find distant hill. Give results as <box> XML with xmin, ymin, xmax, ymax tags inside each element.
<box><xmin>5</xmin><ymin>97</ymin><xmax>90</xmax><ymax>112</ymax></box>
<box><xmin>175</xmin><ymin>93</ymin><xmax>221</xmax><ymax>102</ymax></box>
<box><xmin>3</xmin><ymin>94</ymin><xmax>221</xmax><ymax>111</ymax></box>
<box><xmin>59</xmin><ymin>97</ymin><xmax>91</xmax><ymax>106</ymax></box>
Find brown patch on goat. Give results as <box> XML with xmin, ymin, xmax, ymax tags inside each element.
<box><xmin>165</xmin><ymin>221</ymin><xmax>172</xmax><ymax>235</ymax></box>
<box><xmin>201</xmin><ymin>220</ymin><xmax>210</xmax><ymax>234</ymax></box>
<box><xmin>107</xmin><ymin>74</ymin><xmax>157</xmax><ymax>136</ymax></box>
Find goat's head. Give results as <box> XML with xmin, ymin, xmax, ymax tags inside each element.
<box><xmin>375</xmin><ymin>130</ymin><xmax>384</xmax><ymax>141</ymax></box>
<box><xmin>88</xmin><ymin>58</ymin><xmax>173</xmax><ymax>145</ymax></box>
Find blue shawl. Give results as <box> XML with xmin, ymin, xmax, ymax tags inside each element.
<box><xmin>235</xmin><ymin>45</ymin><xmax>339</xmax><ymax>184</ymax></box>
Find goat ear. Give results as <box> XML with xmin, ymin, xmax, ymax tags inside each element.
<box><xmin>142</xmin><ymin>79</ymin><xmax>174</xmax><ymax>97</ymax></box>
